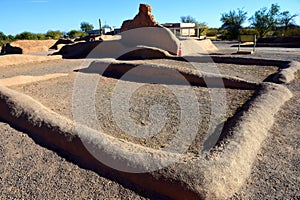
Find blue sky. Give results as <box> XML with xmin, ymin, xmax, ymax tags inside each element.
<box><xmin>1</xmin><ymin>0</ymin><xmax>300</xmax><ymax>35</ymax></box>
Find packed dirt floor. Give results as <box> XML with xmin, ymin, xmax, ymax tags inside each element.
<box><xmin>0</xmin><ymin>42</ymin><xmax>299</xmax><ymax>199</ymax></box>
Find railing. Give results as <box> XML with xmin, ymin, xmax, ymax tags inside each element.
<box><xmin>238</xmin><ymin>35</ymin><xmax>257</xmax><ymax>52</ymax></box>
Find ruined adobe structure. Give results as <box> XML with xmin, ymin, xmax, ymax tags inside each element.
<box><xmin>121</xmin><ymin>4</ymin><xmax>162</xmax><ymax>32</ymax></box>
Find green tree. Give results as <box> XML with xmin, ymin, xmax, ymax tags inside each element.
<box><xmin>68</xmin><ymin>30</ymin><xmax>87</xmax><ymax>39</ymax></box>
<box><xmin>46</xmin><ymin>30</ymin><xmax>63</xmax><ymax>39</ymax></box>
<box><xmin>280</xmin><ymin>11</ymin><xmax>298</xmax><ymax>36</ymax></box>
<box><xmin>0</xmin><ymin>31</ymin><xmax>7</xmax><ymax>40</ymax></box>
<box><xmin>181</xmin><ymin>15</ymin><xmax>197</xmax><ymax>23</ymax></box>
<box><xmin>206</xmin><ymin>28</ymin><xmax>218</xmax><ymax>37</ymax></box>
<box><xmin>15</xmin><ymin>31</ymin><xmax>37</xmax><ymax>40</ymax></box>
<box><xmin>220</xmin><ymin>9</ymin><xmax>247</xmax><ymax>40</ymax></box>
<box><xmin>197</xmin><ymin>22</ymin><xmax>208</xmax><ymax>36</ymax></box>
<box><xmin>7</xmin><ymin>34</ymin><xmax>15</xmax><ymax>41</ymax></box>
<box><xmin>249</xmin><ymin>4</ymin><xmax>281</xmax><ymax>38</ymax></box>
<box><xmin>0</xmin><ymin>32</ymin><xmax>15</xmax><ymax>46</ymax></box>
<box><xmin>80</xmin><ymin>22</ymin><xmax>94</xmax><ymax>32</ymax></box>
<box><xmin>36</xmin><ymin>33</ymin><xmax>46</xmax><ymax>40</ymax></box>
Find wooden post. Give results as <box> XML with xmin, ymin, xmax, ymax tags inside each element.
<box><xmin>238</xmin><ymin>35</ymin><xmax>241</xmax><ymax>52</ymax></box>
<box><xmin>253</xmin><ymin>35</ymin><xmax>256</xmax><ymax>52</ymax></box>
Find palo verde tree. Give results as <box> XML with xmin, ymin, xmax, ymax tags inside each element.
<box><xmin>220</xmin><ymin>8</ymin><xmax>247</xmax><ymax>40</ymax></box>
<box><xmin>80</xmin><ymin>22</ymin><xmax>94</xmax><ymax>32</ymax></box>
<box><xmin>249</xmin><ymin>4</ymin><xmax>281</xmax><ymax>38</ymax></box>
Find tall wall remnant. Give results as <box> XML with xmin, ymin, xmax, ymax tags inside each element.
<box><xmin>120</xmin><ymin>4</ymin><xmax>162</xmax><ymax>32</ymax></box>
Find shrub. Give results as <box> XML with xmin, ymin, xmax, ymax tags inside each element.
<box><xmin>284</xmin><ymin>27</ymin><xmax>300</xmax><ymax>36</ymax></box>
<box><xmin>46</xmin><ymin>30</ymin><xmax>63</xmax><ymax>40</ymax></box>
<box><xmin>15</xmin><ymin>31</ymin><xmax>37</xmax><ymax>40</ymax></box>
<box><xmin>239</xmin><ymin>28</ymin><xmax>259</xmax><ymax>35</ymax></box>
<box><xmin>68</xmin><ymin>30</ymin><xmax>87</xmax><ymax>39</ymax></box>
<box><xmin>36</xmin><ymin>33</ymin><xmax>46</xmax><ymax>40</ymax></box>
<box><xmin>206</xmin><ymin>28</ymin><xmax>218</xmax><ymax>37</ymax></box>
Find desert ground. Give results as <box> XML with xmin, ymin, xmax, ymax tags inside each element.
<box><xmin>216</xmin><ymin>41</ymin><xmax>300</xmax><ymax>199</ymax></box>
<box><xmin>0</xmin><ymin>40</ymin><xmax>299</xmax><ymax>199</ymax></box>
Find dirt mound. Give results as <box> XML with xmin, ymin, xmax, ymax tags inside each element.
<box><xmin>198</xmin><ymin>39</ymin><xmax>218</xmax><ymax>52</ymax></box>
<box><xmin>0</xmin><ymin>73</ymin><xmax>68</xmax><ymax>86</ymax></box>
<box><xmin>1</xmin><ymin>43</ymin><xmax>23</xmax><ymax>54</ymax></box>
<box><xmin>53</xmin><ymin>27</ymin><xmax>180</xmax><ymax>58</ymax></box>
<box><xmin>8</xmin><ymin>40</ymin><xmax>57</xmax><ymax>54</ymax></box>
<box><xmin>53</xmin><ymin>41</ymin><xmax>103</xmax><ymax>58</ymax></box>
<box><xmin>181</xmin><ymin>39</ymin><xmax>218</xmax><ymax>55</ymax></box>
<box><xmin>0</xmin><ymin>54</ymin><xmax>62</xmax><ymax>67</ymax></box>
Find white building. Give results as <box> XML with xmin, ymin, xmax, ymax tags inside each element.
<box><xmin>163</xmin><ymin>23</ymin><xmax>196</xmax><ymax>36</ymax></box>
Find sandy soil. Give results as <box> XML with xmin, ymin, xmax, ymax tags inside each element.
<box><xmin>0</xmin><ymin>73</ymin><xmax>68</xmax><ymax>86</ymax></box>
<box><xmin>0</xmin><ymin>58</ymin><xmax>85</xmax><ymax>79</ymax></box>
<box><xmin>148</xmin><ymin>59</ymin><xmax>278</xmax><ymax>83</ymax></box>
<box><xmin>0</xmin><ymin>122</ymin><xmax>147</xmax><ymax>200</ymax></box>
<box><xmin>10</xmin><ymin>40</ymin><xmax>57</xmax><ymax>54</ymax></box>
<box><xmin>0</xmin><ymin>55</ymin><xmax>62</xmax><ymax>68</ymax></box>
<box><xmin>9</xmin><ymin>72</ymin><xmax>254</xmax><ymax>154</ymax></box>
<box><xmin>7</xmin><ymin>58</ymin><xmax>272</xmax><ymax>154</ymax></box>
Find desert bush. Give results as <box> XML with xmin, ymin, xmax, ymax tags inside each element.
<box><xmin>15</xmin><ymin>31</ymin><xmax>37</xmax><ymax>40</ymax></box>
<box><xmin>80</xmin><ymin>22</ymin><xmax>94</xmax><ymax>32</ymax></box>
<box><xmin>67</xmin><ymin>30</ymin><xmax>87</xmax><ymax>39</ymax></box>
<box><xmin>46</xmin><ymin>30</ymin><xmax>63</xmax><ymax>40</ymax></box>
<box><xmin>36</xmin><ymin>33</ymin><xmax>46</xmax><ymax>40</ymax></box>
<box><xmin>0</xmin><ymin>40</ymin><xmax>8</xmax><ymax>47</ymax></box>
<box><xmin>0</xmin><ymin>32</ymin><xmax>15</xmax><ymax>47</ymax></box>
<box><xmin>206</xmin><ymin>28</ymin><xmax>218</xmax><ymax>37</ymax></box>
<box><xmin>284</xmin><ymin>27</ymin><xmax>300</xmax><ymax>36</ymax></box>
<box><xmin>6</xmin><ymin>35</ymin><xmax>15</xmax><ymax>41</ymax></box>
<box><xmin>239</xmin><ymin>28</ymin><xmax>259</xmax><ymax>35</ymax></box>
<box><xmin>0</xmin><ymin>31</ymin><xmax>7</xmax><ymax>40</ymax></box>
<box><xmin>218</xmin><ymin>29</ymin><xmax>234</xmax><ymax>40</ymax></box>
<box><xmin>198</xmin><ymin>22</ymin><xmax>208</xmax><ymax>36</ymax></box>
